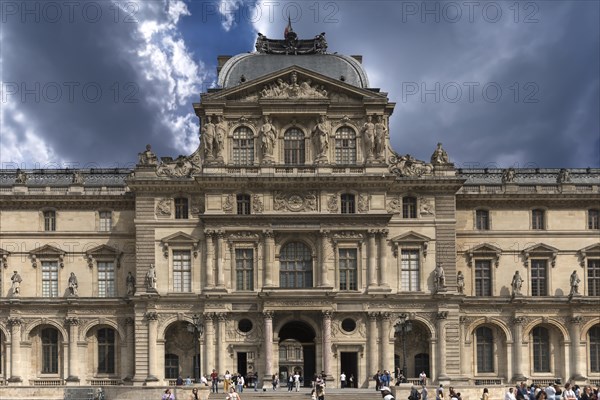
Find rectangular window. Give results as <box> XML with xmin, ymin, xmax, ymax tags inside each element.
<box><xmin>175</xmin><ymin>198</ymin><xmax>189</xmax><ymax>219</ymax></box>
<box><xmin>341</xmin><ymin>194</ymin><xmax>355</xmax><ymax>214</ymax></box>
<box><xmin>589</xmin><ymin>209</ymin><xmax>600</xmax><ymax>230</ymax></box>
<box><xmin>475</xmin><ymin>210</ymin><xmax>490</xmax><ymax>230</ymax></box>
<box><xmin>42</xmin><ymin>261</ymin><xmax>59</xmax><ymax>297</ymax></box>
<box><xmin>41</xmin><ymin>328</ymin><xmax>59</xmax><ymax>374</ymax></box>
<box><xmin>532</xmin><ymin>209</ymin><xmax>545</xmax><ymax>230</ymax></box>
<box><xmin>588</xmin><ymin>259</ymin><xmax>600</xmax><ymax>296</ymax></box>
<box><xmin>475</xmin><ymin>260</ymin><xmax>492</xmax><ymax>296</ymax></box>
<box><xmin>99</xmin><ymin>211</ymin><xmax>112</xmax><ymax>232</ymax></box>
<box><xmin>531</xmin><ymin>259</ymin><xmax>548</xmax><ymax>296</ymax></box>
<box><xmin>402</xmin><ymin>197</ymin><xmax>417</xmax><ymax>219</ymax></box>
<box><xmin>532</xmin><ymin>327</ymin><xmax>550</xmax><ymax>372</ymax></box>
<box><xmin>236</xmin><ymin>248</ymin><xmax>254</xmax><ymax>291</ymax></box>
<box><xmin>97</xmin><ymin>328</ymin><xmax>115</xmax><ymax>374</ymax></box>
<box><xmin>173</xmin><ymin>250</ymin><xmax>192</xmax><ymax>292</ymax></box>
<box><xmin>237</xmin><ymin>194</ymin><xmax>251</xmax><ymax>215</ymax></box>
<box><xmin>44</xmin><ymin>211</ymin><xmax>56</xmax><ymax>231</ymax></box>
<box><xmin>339</xmin><ymin>248</ymin><xmax>358</xmax><ymax>291</ymax></box>
<box><xmin>97</xmin><ymin>262</ymin><xmax>115</xmax><ymax>297</ymax></box>
<box><xmin>401</xmin><ymin>249</ymin><xmax>420</xmax><ymax>291</ymax></box>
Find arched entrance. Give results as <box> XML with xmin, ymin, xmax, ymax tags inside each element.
<box><xmin>394</xmin><ymin>320</ymin><xmax>431</xmax><ymax>379</ymax></box>
<box><xmin>278</xmin><ymin>321</ymin><xmax>316</xmax><ymax>386</ymax></box>
<box><xmin>164</xmin><ymin>322</ymin><xmax>196</xmax><ymax>380</ymax></box>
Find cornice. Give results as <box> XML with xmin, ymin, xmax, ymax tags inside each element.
<box><xmin>457</xmin><ymin>231</ymin><xmax>600</xmax><ymax>238</ymax></box>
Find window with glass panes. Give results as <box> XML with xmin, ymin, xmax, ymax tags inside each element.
<box><xmin>41</xmin><ymin>328</ymin><xmax>59</xmax><ymax>374</ymax></box>
<box><xmin>44</xmin><ymin>210</ymin><xmax>56</xmax><ymax>231</ymax></box>
<box><xmin>284</xmin><ymin>128</ymin><xmax>305</xmax><ymax>165</ymax></box>
<box><xmin>532</xmin><ymin>209</ymin><xmax>545</xmax><ymax>230</ymax></box>
<box><xmin>588</xmin><ymin>259</ymin><xmax>600</xmax><ymax>296</ymax></box>
<box><xmin>475</xmin><ymin>260</ymin><xmax>492</xmax><ymax>296</ymax></box>
<box><xmin>175</xmin><ymin>198</ymin><xmax>189</xmax><ymax>219</ymax></box>
<box><xmin>97</xmin><ymin>261</ymin><xmax>115</xmax><ymax>297</ymax></box>
<box><xmin>97</xmin><ymin>328</ymin><xmax>115</xmax><ymax>374</ymax></box>
<box><xmin>99</xmin><ymin>211</ymin><xmax>112</xmax><ymax>231</ymax></box>
<box><xmin>236</xmin><ymin>248</ymin><xmax>254</xmax><ymax>291</ymax></box>
<box><xmin>341</xmin><ymin>194</ymin><xmax>355</xmax><ymax>214</ymax></box>
<box><xmin>164</xmin><ymin>354</ymin><xmax>179</xmax><ymax>379</ymax></box>
<box><xmin>232</xmin><ymin>126</ymin><xmax>254</xmax><ymax>165</ymax></box>
<box><xmin>476</xmin><ymin>326</ymin><xmax>494</xmax><ymax>373</ymax></box>
<box><xmin>531</xmin><ymin>259</ymin><xmax>547</xmax><ymax>296</ymax></box>
<box><xmin>339</xmin><ymin>248</ymin><xmax>357</xmax><ymax>290</ymax></box>
<box><xmin>237</xmin><ymin>194</ymin><xmax>251</xmax><ymax>215</ymax></box>
<box><xmin>589</xmin><ymin>209</ymin><xmax>600</xmax><ymax>230</ymax></box>
<box><xmin>280</xmin><ymin>242</ymin><xmax>313</xmax><ymax>288</ymax></box>
<box><xmin>401</xmin><ymin>249</ymin><xmax>420</xmax><ymax>291</ymax></box>
<box><xmin>476</xmin><ymin>210</ymin><xmax>489</xmax><ymax>230</ymax></box>
<box><xmin>403</xmin><ymin>197</ymin><xmax>417</xmax><ymax>219</ymax></box>
<box><xmin>590</xmin><ymin>324</ymin><xmax>600</xmax><ymax>372</ymax></box>
<box><xmin>173</xmin><ymin>251</ymin><xmax>191</xmax><ymax>292</ymax></box>
<box><xmin>335</xmin><ymin>127</ymin><xmax>356</xmax><ymax>164</ymax></box>
<box><xmin>532</xmin><ymin>326</ymin><xmax>550</xmax><ymax>372</ymax></box>
<box><xmin>42</xmin><ymin>261</ymin><xmax>59</xmax><ymax>297</ymax></box>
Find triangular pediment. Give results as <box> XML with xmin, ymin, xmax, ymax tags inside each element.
<box><xmin>579</xmin><ymin>243</ymin><xmax>600</xmax><ymax>255</ymax></box>
<box><xmin>30</xmin><ymin>244</ymin><xmax>66</xmax><ymax>256</ymax></box>
<box><xmin>391</xmin><ymin>231</ymin><xmax>431</xmax><ymax>243</ymax></box>
<box><xmin>161</xmin><ymin>232</ymin><xmax>198</xmax><ymax>244</ymax></box>
<box><xmin>523</xmin><ymin>243</ymin><xmax>559</xmax><ymax>255</ymax></box>
<box><xmin>468</xmin><ymin>243</ymin><xmax>502</xmax><ymax>255</ymax></box>
<box><xmin>203</xmin><ymin>66</ymin><xmax>387</xmax><ymax>104</ymax></box>
<box><xmin>86</xmin><ymin>244</ymin><xmax>121</xmax><ymax>257</ymax></box>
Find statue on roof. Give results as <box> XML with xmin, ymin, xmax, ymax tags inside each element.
<box><xmin>557</xmin><ymin>168</ymin><xmax>571</xmax><ymax>184</ymax></box>
<box><xmin>138</xmin><ymin>144</ymin><xmax>158</xmax><ymax>166</ymax></box>
<box><xmin>430</xmin><ymin>142</ymin><xmax>450</xmax><ymax>165</ymax></box>
<box><xmin>15</xmin><ymin>168</ymin><xmax>27</xmax><ymax>184</ymax></box>
<box><xmin>254</xmin><ymin>20</ymin><xmax>328</xmax><ymax>55</ymax></box>
<box><xmin>501</xmin><ymin>167</ymin><xmax>516</xmax><ymax>183</ymax></box>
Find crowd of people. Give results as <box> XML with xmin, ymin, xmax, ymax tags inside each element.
<box><xmin>505</xmin><ymin>381</ymin><xmax>599</xmax><ymax>400</ymax></box>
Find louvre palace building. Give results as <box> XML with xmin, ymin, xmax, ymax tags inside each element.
<box><xmin>0</xmin><ymin>29</ymin><xmax>599</xmax><ymax>393</ymax></box>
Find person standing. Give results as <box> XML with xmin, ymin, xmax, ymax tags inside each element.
<box><xmin>211</xmin><ymin>369</ymin><xmax>219</xmax><ymax>393</ymax></box>
<box><xmin>237</xmin><ymin>374</ymin><xmax>245</xmax><ymax>393</ymax></box>
<box><xmin>506</xmin><ymin>388</ymin><xmax>518</xmax><ymax>400</ymax></box>
<box><xmin>349</xmin><ymin>374</ymin><xmax>354</xmax><ymax>388</ymax></box>
<box><xmin>294</xmin><ymin>371</ymin><xmax>301</xmax><ymax>392</ymax></box>
<box><xmin>340</xmin><ymin>372</ymin><xmax>347</xmax><ymax>388</ymax></box>
<box><xmin>162</xmin><ymin>388</ymin><xmax>175</xmax><ymax>400</ymax></box>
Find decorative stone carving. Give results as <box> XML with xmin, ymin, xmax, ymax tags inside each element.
<box><xmin>434</xmin><ymin>263</ymin><xmax>446</xmax><ymax>292</ymax></box>
<box><xmin>8</xmin><ymin>317</ymin><xmax>23</xmax><ymax>326</ymax></box>
<box><xmin>327</xmin><ymin>194</ymin><xmax>338</xmax><ymax>213</ymax></box>
<box><xmin>11</xmin><ymin>270</ymin><xmax>22</xmax><ymax>296</ymax></box>
<box><xmin>255</xmin><ymin>30</ymin><xmax>327</xmax><ymax>55</ymax></box>
<box><xmin>558</xmin><ymin>168</ymin><xmax>571</xmax><ymax>183</ymax></box>
<box><xmin>15</xmin><ymin>168</ymin><xmax>27</xmax><ymax>184</ymax></box>
<box><xmin>362</xmin><ymin>115</ymin><xmax>375</xmax><ymax>161</ymax></box>
<box><xmin>312</xmin><ymin>115</ymin><xmax>330</xmax><ymax>163</ymax></box>
<box><xmin>2</xmin><ymin>253</ymin><xmax>8</xmax><ymax>269</ymax></box>
<box><xmin>374</xmin><ymin>115</ymin><xmax>387</xmax><ymax>160</ymax></box>
<box><xmin>138</xmin><ymin>144</ymin><xmax>158</xmax><ymax>166</ymax></box>
<box><xmin>331</xmin><ymin>231</ymin><xmax>364</xmax><ymax>241</ymax></box>
<box><xmin>419</xmin><ymin>197</ymin><xmax>435</xmax><ymax>216</ymax></box>
<box><xmin>145</xmin><ymin>311</ymin><xmax>159</xmax><ymax>321</ymax></box>
<box><xmin>155</xmin><ymin>198</ymin><xmax>172</xmax><ymax>217</ymax></box>
<box><xmin>156</xmin><ymin>156</ymin><xmax>196</xmax><ymax>177</ymax></box>
<box><xmin>223</xmin><ymin>194</ymin><xmax>234</xmax><ymax>213</ymax></box>
<box><xmin>389</xmin><ymin>153</ymin><xmax>433</xmax><ymax>177</ymax></box>
<box><xmin>65</xmin><ymin>317</ymin><xmax>80</xmax><ymax>326</ymax></box>
<box><xmin>274</xmin><ymin>191</ymin><xmax>317</xmax><ymax>212</ymax></box>
<box><xmin>71</xmin><ymin>171</ymin><xmax>84</xmax><ymax>184</ymax></box>
<box><xmin>215</xmin><ymin>115</ymin><xmax>226</xmax><ymax>161</ymax></box>
<box><xmin>260</xmin><ymin>116</ymin><xmax>276</xmax><ymax>163</ymax></box>
<box><xmin>202</xmin><ymin>115</ymin><xmax>216</xmax><ymax>160</ymax></box>
<box><xmin>145</xmin><ymin>264</ymin><xmax>157</xmax><ymax>290</ymax></box>
<box><xmin>357</xmin><ymin>194</ymin><xmax>370</xmax><ymax>212</ymax></box>
<box><xmin>456</xmin><ymin>271</ymin><xmax>465</xmax><ymax>294</ymax></box>
<box><xmin>68</xmin><ymin>272</ymin><xmax>78</xmax><ymax>296</ymax></box>
<box><xmin>436</xmin><ymin>311</ymin><xmax>448</xmax><ymax>320</ymax></box>
<box><xmin>569</xmin><ymin>270</ymin><xmax>581</xmax><ymax>296</ymax></box>
<box><xmin>511</xmin><ymin>271</ymin><xmax>524</xmax><ymax>296</ymax></box>
<box><xmin>430</xmin><ymin>142</ymin><xmax>450</xmax><ymax>165</ymax></box>
<box><xmin>259</xmin><ymin>72</ymin><xmax>327</xmax><ymax>99</ymax></box>
<box><xmin>501</xmin><ymin>168</ymin><xmax>516</xmax><ymax>183</ymax></box>
<box><xmin>387</xmin><ymin>197</ymin><xmax>401</xmax><ymax>214</ymax></box>
<box><xmin>126</xmin><ymin>271</ymin><xmax>136</xmax><ymax>296</ymax></box>
<box><xmin>252</xmin><ymin>194</ymin><xmax>264</xmax><ymax>213</ymax></box>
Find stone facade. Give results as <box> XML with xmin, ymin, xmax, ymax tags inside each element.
<box><xmin>0</xmin><ymin>36</ymin><xmax>599</xmax><ymax>392</ymax></box>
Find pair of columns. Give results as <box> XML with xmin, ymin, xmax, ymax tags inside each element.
<box><xmin>367</xmin><ymin>229</ymin><xmax>389</xmax><ymax>288</ymax></box>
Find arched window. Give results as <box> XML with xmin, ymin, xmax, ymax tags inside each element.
<box><xmin>97</xmin><ymin>328</ymin><xmax>115</xmax><ymax>374</ymax></box>
<box><xmin>341</xmin><ymin>194</ymin><xmax>355</xmax><ymax>214</ymax></box>
<box><xmin>403</xmin><ymin>196</ymin><xmax>417</xmax><ymax>219</ymax></box>
<box><xmin>476</xmin><ymin>326</ymin><xmax>494</xmax><ymax>373</ymax></box>
<box><xmin>284</xmin><ymin>128</ymin><xmax>305</xmax><ymax>165</ymax></box>
<box><xmin>280</xmin><ymin>242</ymin><xmax>313</xmax><ymax>288</ymax></box>
<box><xmin>590</xmin><ymin>324</ymin><xmax>600</xmax><ymax>372</ymax></box>
<box><xmin>232</xmin><ymin>126</ymin><xmax>254</xmax><ymax>165</ymax></box>
<box><xmin>41</xmin><ymin>328</ymin><xmax>59</xmax><ymax>374</ymax></box>
<box><xmin>335</xmin><ymin>127</ymin><xmax>356</xmax><ymax>164</ymax></box>
<box><xmin>532</xmin><ymin>326</ymin><xmax>550</xmax><ymax>372</ymax></box>
<box><xmin>165</xmin><ymin>353</ymin><xmax>179</xmax><ymax>379</ymax></box>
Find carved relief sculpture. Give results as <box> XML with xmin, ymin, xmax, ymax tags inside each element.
<box><xmin>259</xmin><ymin>72</ymin><xmax>327</xmax><ymax>99</ymax></box>
<box><xmin>419</xmin><ymin>197</ymin><xmax>435</xmax><ymax>216</ymax></box>
<box><xmin>430</xmin><ymin>142</ymin><xmax>450</xmax><ymax>165</ymax></box>
<box><xmin>156</xmin><ymin>198</ymin><xmax>172</xmax><ymax>217</ymax></box>
<box><xmin>260</xmin><ymin>115</ymin><xmax>277</xmax><ymax>163</ymax></box>
<box><xmin>215</xmin><ymin>115</ymin><xmax>227</xmax><ymax>161</ymax></box>
<box><xmin>312</xmin><ymin>115</ymin><xmax>330</xmax><ymax>164</ymax></box>
<box><xmin>252</xmin><ymin>194</ymin><xmax>264</xmax><ymax>213</ymax></box>
<box><xmin>362</xmin><ymin>115</ymin><xmax>375</xmax><ymax>161</ymax></box>
<box><xmin>273</xmin><ymin>191</ymin><xmax>318</xmax><ymax>212</ymax></box>
<box><xmin>501</xmin><ymin>168</ymin><xmax>516</xmax><ymax>183</ymax></box>
<box><xmin>15</xmin><ymin>168</ymin><xmax>27</xmax><ymax>184</ymax></box>
<box><xmin>357</xmin><ymin>194</ymin><xmax>370</xmax><ymax>212</ymax></box>
<box><xmin>72</xmin><ymin>171</ymin><xmax>84</xmax><ymax>184</ymax></box>
<box><xmin>223</xmin><ymin>194</ymin><xmax>234</xmax><ymax>213</ymax></box>
<box><xmin>389</xmin><ymin>153</ymin><xmax>433</xmax><ymax>177</ymax></box>
<box><xmin>558</xmin><ymin>168</ymin><xmax>571</xmax><ymax>183</ymax></box>
<box><xmin>327</xmin><ymin>194</ymin><xmax>338</xmax><ymax>213</ymax></box>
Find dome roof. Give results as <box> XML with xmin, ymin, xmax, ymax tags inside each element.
<box><xmin>218</xmin><ymin>53</ymin><xmax>370</xmax><ymax>89</ymax></box>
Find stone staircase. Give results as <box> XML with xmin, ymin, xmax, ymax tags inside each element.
<box><xmin>207</xmin><ymin>388</ymin><xmax>382</xmax><ymax>400</ymax></box>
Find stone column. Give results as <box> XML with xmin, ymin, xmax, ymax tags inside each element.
<box><xmin>368</xmin><ymin>312</ymin><xmax>378</xmax><ymax>386</ymax></box>
<box><xmin>263</xmin><ymin>230</ymin><xmax>274</xmax><ymax>287</ymax></box>
<box><xmin>217</xmin><ymin>313</ymin><xmax>227</xmax><ymax>373</ymax></box>
<box><xmin>65</xmin><ymin>317</ymin><xmax>80</xmax><ymax>382</ymax></box>
<box><xmin>320</xmin><ymin>230</ymin><xmax>330</xmax><ymax>287</ymax></box>
<box><xmin>436</xmin><ymin>312</ymin><xmax>449</xmax><ymax>381</ymax></box>
<box><xmin>569</xmin><ymin>316</ymin><xmax>586</xmax><ymax>381</ymax></box>
<box><xmin>380</xmin><ymin>313</ymin><xmax>392</xmax><ymax>370</ymax></box>
<box><xmin>204</xmin><ymin>313</ymin><xmax>215</xmax><ymax>374</ymax></box>
<box><xmin>511</xmin><ymin>317</ymin><xmax>527</xmax><ymax>382</ymax></box>
<box><xmin>322</xmin><ymin>311</ymin><xmax>333</xmax><ymax>379</ymax></box>
<box><xmin>123</xmin><ymin>317</ymin><xmax>135</xmax><ymax>381</ymax></box>
<box><xmin>367</xmin><ymin>231</ymin><xmax>377</xmax><ymax>287</ymax></box>
<box><xmin>216</xmin><ymin>231</ymin><xmax>225</xmax><ymax>288</ymax></box>
<box><xmin>458</xmin><ymin>317</ymin><xmax>469</xmax><ymax>376</ymax></box>
<box><xmin>7</xmin><ymin>317</ymin><xmax>23</xmax><ymax>383</ymax></box>
<box><xmin>263</xmin><ymin>311</ymin><xmax>274</xmax><ymax>381</ymax></box>
<box><xmin>146</xmin><ymin>312</ymin><xmax>159</xmax><ymax>382</ymax></box>
<box><xmin>378</xmin><ymin>230</ymin><xmax>389</xmax><ymax>287</ymax></box>
<box><xmin>205</xmin><ymin>230</ymin><xmax>215</xmax><ymax>288</ymax></box>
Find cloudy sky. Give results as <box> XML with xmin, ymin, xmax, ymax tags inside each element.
<box><xmin>1</xmin><ymin>0</ymin><xmax>598</xmax><ymax>169</ymax></box>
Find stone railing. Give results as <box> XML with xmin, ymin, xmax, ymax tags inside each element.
<box><xmin>459</xmin><ymin>185</ymin><xmax>599</xmax><ymax>194</ymax></box>
<box><xmin>29</xmin><ymin>378</ymin><xmax>64</xmax><ymax>386</ymax></box>
<box><xmin>531</xmin><ymin>379</ymin><xmax>557</xmax><ymax>386</ymax></box>
<box><xmin>474</xmin><ymin>378</ymin><xmax>502</xmax><ymax>386</ymax></box>
<box><xmin>89</xmin><ymin>379</ymin><xmax>122</xmax><ymax>386</ymax></box>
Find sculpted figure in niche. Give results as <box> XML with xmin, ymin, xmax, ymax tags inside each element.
<box><xmin>434</xmin><ymin>263</ymin><xmax>446</xmax><ymax>291</ymax></box>
<box><xmin>126</xmin><ymin>271</ymin><xmax>136</xmax><ymax>296</ymax></box>
<box><xmin>312</xmin><ymin>115</ymin><xmax>329</xmax><ymax>162</ymax></box>
<box><xmin>215</xmin><ymin>115</ymin><xmax>227</xmax><ymax>159</ymax></box>
<box><xmin>201</xmin><ymin>116</ymin><xmax>215</xmax><ymax>159</ymax></box>
<box><xmin>456</xmin><ymin>271</ymin><xmax>465</xmax><ymax>294</ymax></box>
<box><xmin>569</xmin><ymin>270</ymin><xmax>580</xmax><ymax>296</ymax></box>
<box><xmin>138</xmin><ymin>144</ymin><xmax>158</xmax><ymax>166</ymax></box>
<box><xmin>68</xmin><ymin>272</ymin><xmax>78</xmax><ymax>296</ymax></box>
<box><xmin>146</xmin><ymin>263</ymin><xmax>157</xmax><ymax>290</ymax></box>
<box><xmin>374</xmin><ymin>115</ymin><xmax>387</xmax><ymax>159</ymax></box>
<box><xmin>260</xmin><ymin>116</ymin><xmax>276</xmax><ymax>159</ymax></box>
<box><xmin>558</xmin><ymin>168</ymin><xmax>571</xmax><ymax>184</ymax></box>
<box><xmin>15</xmin><ymin>168</ymin><xmax>27</xmax><ymax>184</ymax></box>
<box><xmin>430</xmin><ymin>142</ymin><xmax>449</xmax><ymax>165</ymax></box>
<box><xmin>362</xmin><ymin>115</ymin><xmax>375</xmax><ymax>160</ymax></box>
<box><xmin>11</xmin><ymin>270</ymin><xmax>22</xmax><ymax>295</ymax></box>
<box><xmin>501</xmin><ymin>168</ymin><xmax>516</xmax><ymax>183</ymax></box>
<box><xmin>511</xmin><ymin>270</ymin><xmax>524</xmax><ymax>296</ymax></box>
<box><xmin>72</xmin><ymin>171</ymin><xmax>84</xmax><ymax>184</ymax></box>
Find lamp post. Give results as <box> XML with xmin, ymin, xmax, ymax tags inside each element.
<box><xmin>187</xmin><ymin>314</ymin><xmax>204</xmax><ymax>383</ymax></box>
<box><xmin>394</xmin><ymin>314</ymin><xmax>412</xmax><ymax>381</ymax></box>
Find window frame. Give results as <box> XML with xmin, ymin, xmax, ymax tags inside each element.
<box><xmin>474</xmin><ymin>259</ymin><xmax>492</xmax><ymax>297</ymax></box>
<box><xmin>237</xmin><ymin>194</ymin><xmax>251</xmax><ymax>215</ymax></box>
<box><xmin>590</xmin><ymin>324</ymin><xmax>600</xmax><ymax>373</ymax></box>
<box><xmin>589</xmin><ymin>209</ymin><xmax>600</xmax><ymax>230</ymax></box>
<box><xmin>97</xmin><ymin>260</ymin><xmax>116</xmax><ymax>297</ymax></box>
<box><xmin>235</xmin><ymin>247</ymin><xmax>254</xmax><ymax>291</ymax></box>
<box><xmin>475</xmin><ymin>209</ymin><xmax>490</xmax><ymax>230</ymax></box>
<box><xmin>97</xmin><ymin>327</ymin><xmax>116</xmax><ymax>374</ymax></box>
<box><xmin>174</xmin><ymin>197</ymin><xmax>189</xmax><ymax>220</ymax></box>
<box><xmin>334</xmin><ymin>126</ymin><xmax>357</xmax><ymax>165</ymax></box>
<box><xmin>172</xmin><ymin>250</ymin><xmax>192</xmax><ymax>293</ymax></box>
<box><xmin>338</xmin><ymin>247</ymin><xmax>358</xmax><ymax>291</ymax></box>
<box><xmin>41</xmin><ymin>261</ymin><xmax>59</xmax><ymax>297</ymax></box>
<box><xmin>340</xmin><ymin>193</ymin><xmax>355</xmax><ymax>214</ymax></box>
<box><xmin>98</xmin><ymin>210</ymin><xmax>112</xmax><ymax>232</ymax></box>
<box><xmin>400</xmin><ymin>248</ymin><xmax>420</xmax><ymax>292</ymax></box>
<box><xmin>402</xmin><ymin>196</ymin><xmax>417</xmax><ymax>219</ymax></box>
<box><xmin>475</xmin><ymin>326</ymin><xmax>495</xmax><ymax>374</ymax></box>
<box><xmin>41</xmin><ymin>327</ymin><xmax>59</xmax><ymax>375</ymax></box>
<box><xmin>532</xmin><ymin>326</ymin><xmax>551</xmax><ymax>373</ymax></box>
<box><xmin>284</xmin><ymin>128</ymin><xmax>306</xmax><ymax>165</ymax></box>
<box><xmin>588</xmin><ymin>259</ymin><xmax>600</xmax><ymax>296</ymax></box>
<box><xmin>43</xmin><ymin>210</ymin><xmax>56</xmax><ymax>232</ymax></box>
<box><xmin>232</xmin><ymin>126</ymin><xmax>255</xmax><ymax>165</ymax></box>
<box><xmin>279</xmin><ymin>241</ymin><xmax>314</xmax><ymax>289</ymax></box>
<box><xmin>531</xmin><ymin>208</ymin><xmax>546</xmax><ymax>230</ymax></box>
<box><xmin>530</xmin><ymin>259</ymin><xmax>548</xmax><ymax>296</ymax></box>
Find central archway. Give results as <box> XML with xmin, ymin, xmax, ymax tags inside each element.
<box><xmin>278</xmin><ymin>321</ymin><xmax>316</xmax><ymax>386</ymax></box>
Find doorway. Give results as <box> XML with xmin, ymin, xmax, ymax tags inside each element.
<box><xmin>237</xmin><ymin>352</ymin><xmax>248</xmax><ymax>377</ymax></box>
<box><xmin>340</xmin><ymin>352</ymin><xmax>358</xmax><ymax>388</ymax></box>
<box><xmin>278</xmin><ymin>321</ymin><xmax>316</xmax><ymax>386</ymax></box>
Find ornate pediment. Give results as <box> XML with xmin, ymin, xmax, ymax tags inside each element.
<box><xmin>578</xmin><ymin>243</ymin><xmax>600</xmax><ymax>267</ymax></box>
<box><xmin>522</xmin><ymin>243</ymin><xmax>559</xmax><ymax>267</ymax></box>
<box><xmin>85</xmin><ymin>245</ymin><xmax>123</xmax><ymax>268</ymax></box>
<box><xmin>273</xmin><ymin>191</ymin><xmax>318</xmax><ymax>212</ymax></box>
<box><xmin>466</xmin><ymin>243</ymin><xmax>502</xmax><ymax>267</ymax></box>
<box><xmin>161</xmin><ymin>232</ymin><xmax>200</xmax><ymax>259</ymax></box>
<box><xmin>390</xmin><ymin>231</ymin><xmax>431</xmax><ymax>258</ymax></box>
<box><xmin>29</xmin><ymin>245</ymin><xmax>66</xmax><ymax>268</ymax></box>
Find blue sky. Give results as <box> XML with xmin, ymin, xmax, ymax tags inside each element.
<box><xmin>1</xmin><ymin>0</ymin><xmax>598</xmax><ymax>169</ymax></box>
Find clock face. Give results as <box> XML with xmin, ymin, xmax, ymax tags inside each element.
<box><xmin>287</xmin><ymin>194</ymin><xmax>304</xmax><ymax>211</ymax></box>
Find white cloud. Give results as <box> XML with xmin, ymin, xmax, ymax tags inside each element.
<box><xmin>219</xmin><ymin>0</ymin><xmax>244</xmax><ymax>31</ymax></box>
